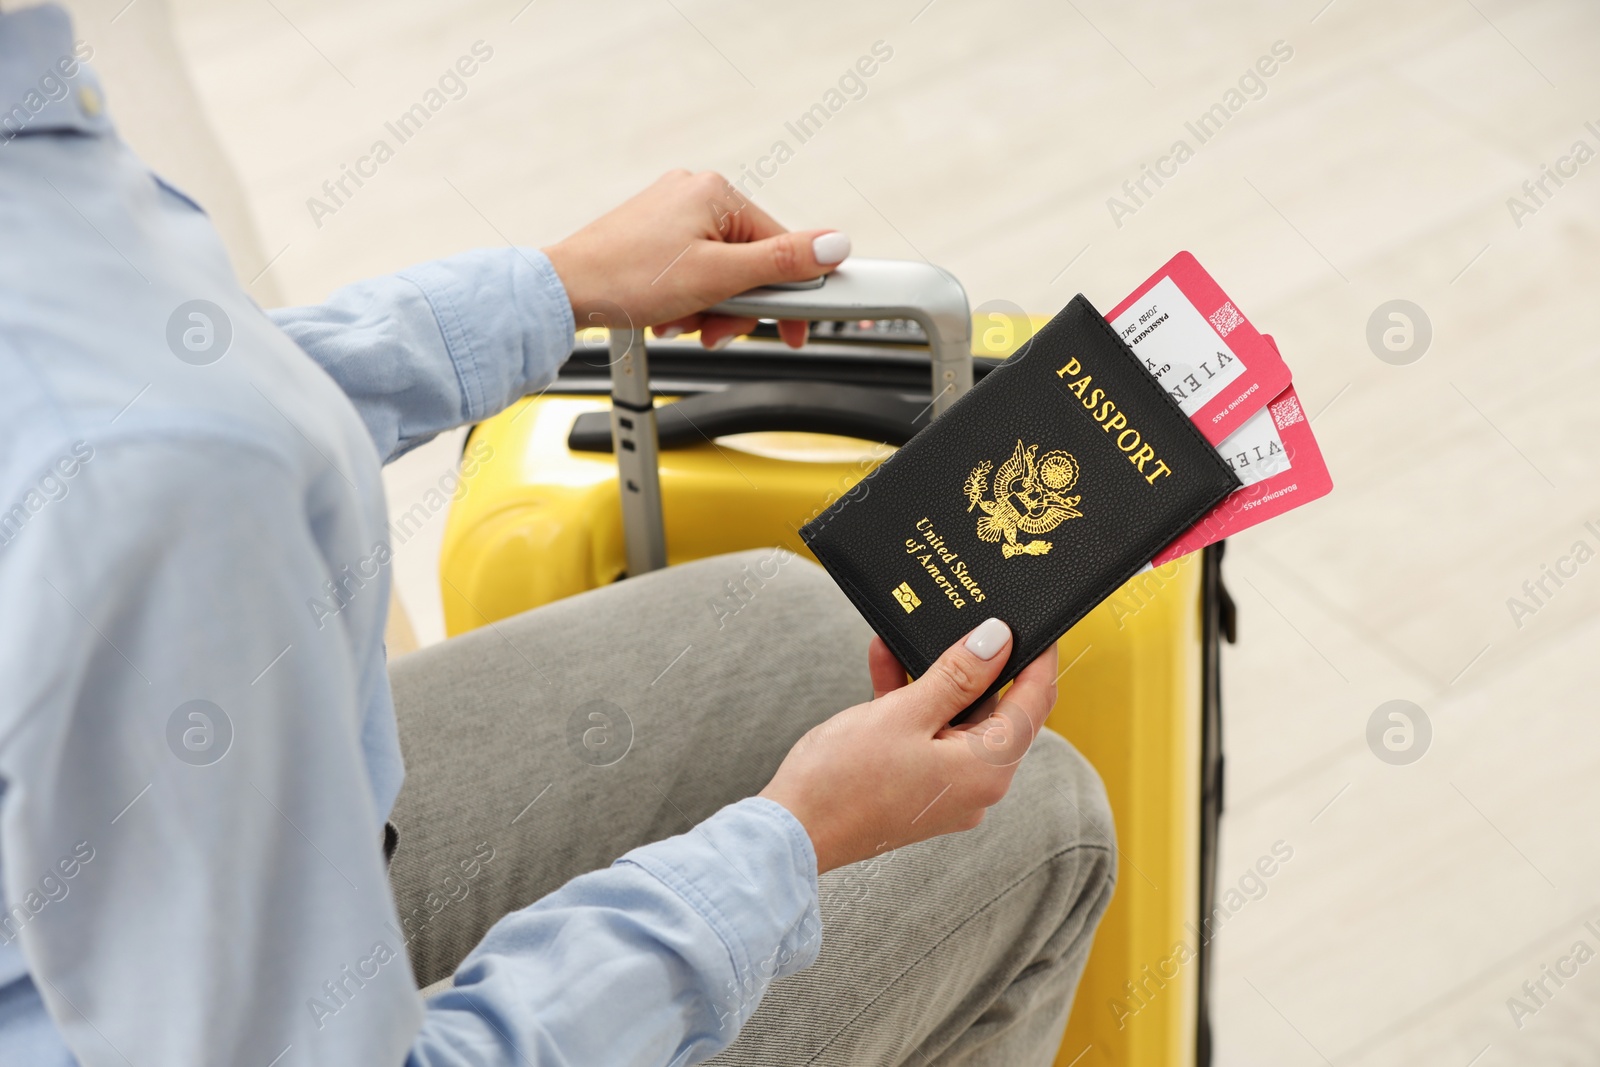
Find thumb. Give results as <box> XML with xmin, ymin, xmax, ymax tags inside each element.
<box><xmin>887</xmin><ymin>618</ymin><xmax>1012</xmax><ymax>729</ymax></box>
<box><xmin>709</xmin><ymin>228</ymin><xmax>852</xmax><ymax>292</ymax></box>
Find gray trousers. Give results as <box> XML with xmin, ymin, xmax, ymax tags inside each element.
<box><xmin>387</xmin><ymin>549</ymin><xmax>1116</xmax><ymax>1066</ymax></box>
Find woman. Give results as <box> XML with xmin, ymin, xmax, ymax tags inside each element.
<box><xmin>0</xmin><ymin>5</ymin><xmax>1114</xmax><ymax>1063</ymax></box>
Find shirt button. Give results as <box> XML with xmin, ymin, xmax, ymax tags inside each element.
<box><xmin>77</xmin><ymin>85</ymin><xmax>103</xmax><ymax>118</ymax></box>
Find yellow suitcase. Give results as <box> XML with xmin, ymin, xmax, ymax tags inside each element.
<box><xmin>438</xmin><ymin>262</ymin><xmax>1234</xmax><ymax>1067</ymax></box>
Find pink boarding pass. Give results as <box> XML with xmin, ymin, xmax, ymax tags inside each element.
<box><xmin>1107</xmin><ymin>251</ymin><xmax>1292</xmax><ymax>446</ymax></box>
<box><xmin>1151</xmin><ymin>372</ymin><xmax>1333</xmax><ymax>566</ymax></box>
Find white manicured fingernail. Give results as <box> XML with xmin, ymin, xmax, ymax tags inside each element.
<box><xmin>964</xmin><ymin>618</ymin><xmax>1011</xmax><ymax>660</ymax></box>
<box><xmin>708</xmin><ymin>334</ymin><xmax>735</xmax><ymax>350</ymax></box>
<box><xmin>656</xmin><ymin>325</ymin><xmax>683</xmax><ymax>339</ymax></box>
<box><xmin>812</xmin><ymin>231</ymin><xmax>851</xmax><ymax>265</ymax></box>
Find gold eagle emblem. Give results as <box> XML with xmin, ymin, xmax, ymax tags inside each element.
<box><xmin>963</xmin><ymin>440</ymin><xmax>1082</xmax><ymax>558</ymax></box>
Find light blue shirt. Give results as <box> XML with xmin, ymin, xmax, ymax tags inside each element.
<box><xmin>0</xmin><ymin>6</ymin><xmax>820</xmax><ymax>1065</ymax></box>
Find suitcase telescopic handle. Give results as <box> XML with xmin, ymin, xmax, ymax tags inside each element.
<box><xmin>708</xmin><ymin>258</ymin><xmax>974</xmax><ymax>415</ymax></box>
<box><xmin>608</xmin><ymin>258</ymin><xmax>973</xmax><ymax>578</ymax></box>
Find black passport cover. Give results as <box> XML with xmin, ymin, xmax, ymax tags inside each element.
<box><xmin>800</xmin><ymin>295</ymin><xmax>1240</xmax><ymax>713</ymax></box>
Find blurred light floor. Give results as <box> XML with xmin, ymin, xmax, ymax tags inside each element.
<box><xmin>157</xmin><ymin>0</ymin><xmax>1600</xmax><ymax>1062</ymax></box>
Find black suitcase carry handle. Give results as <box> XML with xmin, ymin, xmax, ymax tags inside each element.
<box><xmin>568</xmin><ymin>381</ymin><xmax>929</xmax><ymax>453</ymax></box>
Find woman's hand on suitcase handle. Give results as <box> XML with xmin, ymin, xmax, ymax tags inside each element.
<box><xmin>542</xmin><ymin>169</ymin><xmax>851</xmax><ymax>351</ymax></box>
<box><xmin>759</xmin><ymin>620</ymin><xmax>1058</xmax><ymax>875</ymax></box>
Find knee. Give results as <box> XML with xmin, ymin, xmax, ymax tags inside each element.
<box><xmin>1009</xmin><ymin>730</ymin><xmax>1117</xmax><ymax>898</ymax></box>
<box><xmin>718</xmin><ymin>546</ymin><xmax>819</xmax><ymax>597</ymax></box>
<box><xmin>685</xmin><ymin>548</ymin><xmax>874</xmax><ymax>713</ymax></box>
<box><xmin>717</xmin><ymin>545</ymin><xmax>828</xmax><ymax>597</ymax></box>
<box><xmin>707</xmin><ymin>546</ymin><xmax>868</xmax><ymax>638</ymax></box>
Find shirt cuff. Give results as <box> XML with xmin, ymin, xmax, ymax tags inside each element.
<box><xmin>620</xmin><ymin>796</ymin><xmax>822</xmax><ymax>1028</ymax></box>
<box><xmin>395</xmin><ymin>247</ymin><xmax>575</xmax><ymax>423</ymax></box>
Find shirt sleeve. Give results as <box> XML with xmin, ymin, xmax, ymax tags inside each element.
<box><xmin>267</xmin><ymin>248</ymin><xmax>576</xmax><ymax>463</ymax></box>
<box><xmin>411</xmin><ymin>796</ymin><xmax>822</xmax><ymax>1067</ymax></box>
<box><xmin>3</xmin><ymin>434</ymin><xmax>821</xmax><ymax>1067</ymax></box>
